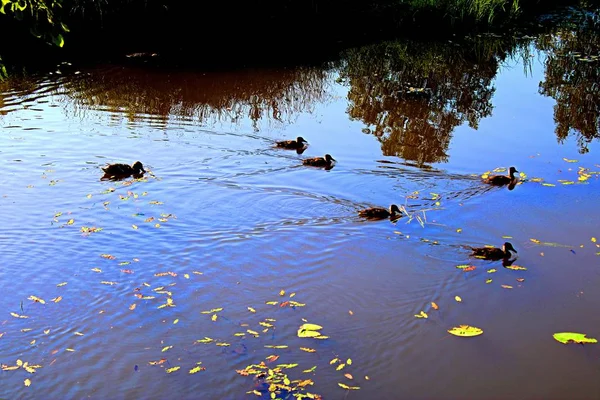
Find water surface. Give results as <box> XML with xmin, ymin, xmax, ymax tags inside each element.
<box><xmin>1</xmin><ymin>12</ymin><xmax>600</xmax><ymax>400</ymax></box>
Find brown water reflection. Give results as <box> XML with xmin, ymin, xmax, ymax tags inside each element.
<box><xmin>337</xmin><ymin>40</ymin><xmax>503</xmax><ymax>165</ymax></box>
<box><xmin>60</xmin><ymin>65</ymin><xmax>332</xmax><ymax>129</ymax></box>
<box><xmin>537</xmin><ymin>10</ymin><xmax>600</xmax><ymax>153</ymax></box>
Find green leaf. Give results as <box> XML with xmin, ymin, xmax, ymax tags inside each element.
<box><xmin>52</xmin><ymin>33</ymin><xmax>64</xmax><ymax>48</ymax></box>
<box><xmin>0</xmin><ymin>0</ymin><xmax>11</xmax><ymax>14</ymax></box>
<box><xmin>553</xmin><ymin>332</ymin><xmax>597</xmax><ymax>345</ymax></box>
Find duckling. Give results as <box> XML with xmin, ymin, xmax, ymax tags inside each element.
<box><xmin>469</xmin><ymin>242</ymin><xmax>517</xmax><ymax>261</ymax></box>
<box><xmin>302</xmin><ymin>154</ymin><xmax>336</xmax><ymax>169</ymax></box>
<box><xmin>101</xmin><ymin>161</ymin><xmax>145</xmax><ymax>180</ymax></box>
<box><xmin>359</xmin><ymin>204</ymin><xmax>402</xmax><ymax>221</ymax></box>
<box><xmin>275</xmin><ymin>136</ymin><xmax>308</xmax><ymax>150</ymax></box>
<box><xmin>483</xmin><ymin>167</ymin><xmax>519</xmax><ymax>186</ymax></box>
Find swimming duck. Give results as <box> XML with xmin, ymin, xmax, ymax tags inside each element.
<box><xmin>101</xmin><ymin>161</ymin><xmax>145</xmax><ymax>180</ymax></box>
<box><xmin>469</xmin><ymin>242</ymin><xmax>517</xmax><ymax>261</ymax></box>
<box><xmin>358</xmin><ymin>204</ymin><xmax>402</xmax><ymax>221</ymax></box>
<box><xmin>483</xmin><ymin>167</ymin><xmax>519</xmax><ymax>186</ymax></box>
<box><xmin>275</xmin><ymin>136</ymin><xmax>308</xmax><ymax>150</ymax></box>
<box><xmin>302</xmin><ymin>154</ymin><xmax>336</xmax><ymax>169</ymax></box>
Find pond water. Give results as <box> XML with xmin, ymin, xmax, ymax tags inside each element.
<box><xmin>1</xmin><ymin>12</ymin><xmax>600</xmax><ymax>400</ymax></box>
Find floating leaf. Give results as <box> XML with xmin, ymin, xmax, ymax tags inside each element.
<box><xmin>166</xmin><ymin>366</ymin><xmax>180</xmax><ymax>374</ymax></box>
<box><xmin>303</xmin><ymin>366</ymin><xmax>317</xmax><ymax>373</ymax></box>
<box><xmin>300</xmin><ymin>347</ymin><xmax>316</xmax><ymax>353</ymax></box>
<box><xmin>486</xmin><ymin>279</ymin><xmax>493</xmax><ymax>284</ymax></box>
<box><xmin>487</xmin><ymin>269</ymin><xmax>497</xmax><ymax>273</ymax></box>
<box><xmin>24</xmin><ymin>379</ymin><xmax>31</xmax><ymax>387</ymax></box>
<box><xmin>248</xmin><ymin>307</ymin><xmax>256</xmax><ymax>313</ymax></box>
<box><xmin>56</xmin><ymin>282</ymin><xmax>67</xmax><ymax>287</ymax></box>
<box><xmin>563</xmin><ymin>158</ymin><xmax>578</xmax><ymax>163</ymax></box>
<box><xmin>336</xmin><ymin>363</ymin><xmax>346</xmax><ymax>371</ymax></box>
<box><xmin>505</xmin><ymin>265</ymin><xmax>527</xmax><ymax>270</ymax></box>
<box><xmin>189</xmin><ymin>366</ymin><xmax>205</xmax><ymax>374</ymax></box>
<box><xmin>448</xmin><ymin>325</ymin><xmax>483</xmax><ymax>337</ymax></box>
<box><xmin>553</xmin><ymin>332</ymin><xmax>597</xmax><ymax>345</ymax></box>
<box><xmin>516</xmin><ymin>278</ymin><xmax>525</xmax><ymax>282</ymax></box>
<box><xmin>345</xmin><ymin>373</ymin><xmax>354</xmax><ymax>379</ymax></box>
<box><xmin>414</xmin><ymin>311</ymin><xmax>428</xmax><ymax>319</ymax></box>
<box><xmin>28</xmin><ymin>295</ymin><xmax>46</xmax><ymax>304</ymax></box>
<box><xmin>501</xmin><ymin>285</ymin><xmax>513</xmax><ymax>289</ymax></box>
<box><xmin>455</xmin><ymin>296</ymin><xmax>462</xmax><ymax>302</ymax></box>
<box><xmin>211</xmin><ymin>314</ymin><xmax>218</xmax><ymax>322</ymax></box>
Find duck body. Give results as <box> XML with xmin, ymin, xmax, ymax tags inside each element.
<box><xmin>469</xmin><ymin>242</ymin><xmax>517</xmax><ymax>261</ymax></box>
<box><xmin>359</xmin><ymin>204</ymin><xmax>402</xmax><ymax>221</ymax></box>
<box><xmin>302</xmin><ymin>154</ymin><xmax>336</xmax><ymax>169</ymax></box>
<box><xmin>102</xmin><ymin>161</ymin><xmax>145</xmax><ymax>180</ymax></box>
<box><xmin>275</xmin><ymin>136</ymin><xmax>308</xmax><ymax>150</ymax></box>
<box><xmin>484</xmin><ymin>166</ymin><xmax>519</xmax><ymax>186</ymax></box>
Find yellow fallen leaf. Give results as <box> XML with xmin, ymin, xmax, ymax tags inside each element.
<box><xmin>166</xmin><ymin>366</ymin><xmax>180</xmax><ymax>374</ymax></box>
<box><xmin>448</xmin><ymin>325</ymin><xmax>484</xmax><ymax>337</ymax></box>
<box><xmin>300</xmin><ymin>347</ymin><xmax>316</xmax><ymax>353</ymax></box>
<box><xmin>455</xmin><ymin>296</ymin><xmax>462</xmax><ymax>302</ymax></box>
<box><xmin>345</xmin><ymin>373</ymin><xmax>353</xmax><ymax>379</ymax></box>
<box><xmin>24</xmin><ymin>379</ymin><xmax>31</xmax><ymax>387</ymax></box>
<box><xmin>336</xmin><ymin>363</ymin><xmax>346</xmax><ymax>371</ymax></box>
<box><xmin>248</xmin><ymin>307</ymin><xmax>256</xmax><ymax>313</ymax></box>
<box><xmin>279</xmin><ymin>289</ymin><xmax>285</xmax><ymax>296</ymax></box>
<box><xmin>330</xmin><ymin>358</ymin><xmax>340</xmax><ymax>365</ymax></box>
<box><xmin>211</xmin><ymin>314</ymin><xmax>217</xmax><ymax>322</ymax></box>
<box><xmin>431</xmin><ymin>302</ymin><xmax>439</xmax><ymax>310</ymax></box>
<box><xmin>132</xmin><ymin>224</ymin><xmax>138</xmax><ymax>230</ymax></box>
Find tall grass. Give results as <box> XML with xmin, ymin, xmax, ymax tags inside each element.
<box><xmin>406</xmin><ymin>0</ymin><xmax>522</xmax><ymax>23</ymax></box>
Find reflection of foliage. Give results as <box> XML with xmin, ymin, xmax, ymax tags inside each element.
<box><xmin>59</xmin><ymin>66</ymin><xmax>331</xmax><ymax>129</ymax></box>
<box><xmin>336</xmin><ymin>38</ymin><xmax>528</xmax><ymax>165</ymax></box>
<box><xmin>537</xmin><ymin>9</ymin><xmax>600</xmax><ymax>153</ymax></box>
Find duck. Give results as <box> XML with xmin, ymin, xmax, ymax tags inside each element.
<box><xmin>469</xmin><ymin>242</ymin><xmax>517</xmax><ymax>261</ymax></box>
<box><xmin>101</xmin><ymin>161</ymin><xmax>145</xmax><ymax>180</ymax></box>
<box><xmin>358</xmin><ymin>204</ymin><xmax>402</xmax><ymax>221</ymax></box>
<box><xmin>483</xmin><ymin>167</ymin><xmax>519</xmax><ymax>186</ymax></box>
<box><xmin>302</xmin><ymin>154</ymin><xmax>336</xmax><ymax>169</ymax></box>
<box><xmin>275</xmin><ymin>136</ymin><xmax>308</xmax><ymax>150</ymax></box>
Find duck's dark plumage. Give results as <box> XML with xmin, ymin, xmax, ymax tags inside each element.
<box><xmin>101</xmin><ymin>161</ymin><xmax>145</xmax><ymax>180</ymax></box>
<box><xmin>359</xmin><ymin>204</ymin><xmax>402</xmax><ymax>220</ymax></box>
<box><xmin>302</xmin><ymin>154</ymin><xmax>336</xmax><ymax>168</ymax></box>
<box><xmin>275</xmin><ymin>136</ymin><xmax>308</xmax><ymax>150</ymax></box>
<box><xmin>483</xmin><ymin>166</ymin><xmax>519</xmax><ymax>186</ymax></box>
<box><xmin>469</xmin><ymin>242</ymin><xmax>517</xmax><ymax>261</ymax></box>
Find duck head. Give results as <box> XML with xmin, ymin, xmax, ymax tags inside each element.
<box><xmin>390</xmin><ymin>204</ymin><xmax>401</xmax><ymax>215</ymax></box>
<box><xmin>503</xmin><ymin>242</ymin><xmax>517</xmax><ymax>254</ymax></box>
<box><xmin>509</xmin><ymin>166</ymin><xmax>519</xmax><ymax>178</ymax></box>
<box><xmin>324</xmin><ymin>154</ymin><xmax>336</xmax><ymax>163</ymax></box>
<box><xmin>297</xmin><ymin>136</ymin><xmax>308</xmax><ymax>145</ymax></box>
<box><xmin>132</xmin><ymin>161</ymin><xmax>145</xmax><ymax>174</ymax></box>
